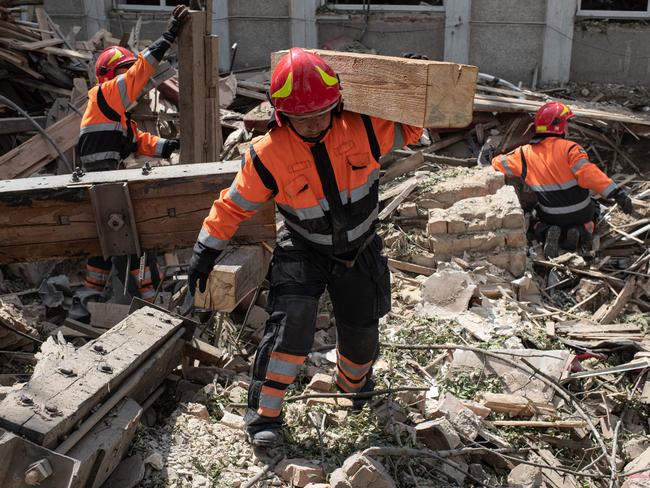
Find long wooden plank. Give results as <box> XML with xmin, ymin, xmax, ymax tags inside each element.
<box><xmin>0</xmin><ymin>163</ymin><xmax>276</xmax><ymax>263</ymax></box>
<box><xmin>0</xmin><ymin>307</ymin><xmax>182</xmax><ymax>448</ymax></box>
<box><xmin>271</xmin><ymin>49</ymin><xmax>478</xmax><ymax>128</ymax></box>
<box><xmin>0</xmin><ymin>108</ymin><xmax>84</xmax><ymax>180</ymax></box>
<box><xmin>474</xmin><ymin>93</ymin><xmax>650</xmax><ymax>127</ymax></box>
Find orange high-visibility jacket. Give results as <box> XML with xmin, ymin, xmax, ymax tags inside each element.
<box><xmin>199</xmin><ymin>111</ymin><xmax>423</xmax><ymax>255</ymax></box>
<box><xmin>77</xmin><ymin>38</ymin><xmax>172</xmax><ymax>167</ymax></box>
<box><xmin>492</xmin><ymin>136</ymin><xmax>618</xmax><ymax>226</ymax></box>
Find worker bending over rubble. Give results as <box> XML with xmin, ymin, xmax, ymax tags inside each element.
<box><xmin>78</xmin><ymin>6</ymin><xmax>188</xmax><ymax>304</ymax></box>
<box><xmin>188</xmin><ymin>48</ymin><xmax>423</xmax><ymax>449</ymax></box>
<box><xmin>487</xmin><ymin>101</ymin><xmax>633</xmax><ymax>258</ymax></box>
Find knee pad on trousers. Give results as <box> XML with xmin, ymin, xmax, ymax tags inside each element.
<box><xmin>336</xmin><ymin>319</ymin><xmax>379</xmax><ymax>365</ymax></box>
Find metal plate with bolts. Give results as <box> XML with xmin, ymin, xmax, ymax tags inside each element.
<box><xmin>89</xmin><ymin>182</ymin><xmax>141</xmax><ymax>260</ymax></box>
<box><xmin>0</xmin><ymin>428</ymin><xmax>79</xmax><ymax>488</ymax></box>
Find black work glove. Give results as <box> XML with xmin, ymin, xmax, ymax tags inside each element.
<box><xmin>161</xmin><ymin>138</ymin><xmax>179</xmax><ymax>158</ymax></box>
<box><xmin>611</xmin><ymin>188</ymin><xmax>633</xmax><ymax>215</ymax></box>
<box><xmin>164</xmin><ymin>5</ymin><xmax>189</xmax><ymax>42</ymax></box>
<box><xmin>403</xmin><ymin>52</ymin><xmax>429</xmax><ymax>60</ymax></box>
<box><xmin>187</xmin><ymin>242</ymin><xmax>221</xmax><ymax>296</ymax></box>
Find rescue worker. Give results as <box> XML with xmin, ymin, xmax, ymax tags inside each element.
<box><xmin>187</xmin><ymin>48</ymin><xmax>423</xmax><ymax>448</ymax></box>
<box><xmin>488</xmin><ymin>101</ymin><xmax>633</xmax><ymax>258</ymax></box>
<box><xmin>79</xmin><ymin>5</ymin><xmax>188</xmax><ymax>302</ymax></box>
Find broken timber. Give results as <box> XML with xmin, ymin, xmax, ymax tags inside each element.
<box><xmin>271</xmin><ymin>49</ymin><xmax>478</xmax><ymax>128</ymax></box>
<box><xmin>178</xmin><ymin>10</ymin><xmax>222</xmax><ymax>163</ymax></box>
<box><xmin>0</xmin><ymin>106</ymin><xmax>85</xmax><ymax>180</ymax></box>
<box><xmin>0</xmin><ymin>306</ymin><xmax>187</xmax><ymax>449</ymax></box>
<box><xmin>194</xmin><ymin>245</ymin><xmax>271</xmax><ymax>312</ymax></box>
<box><xmin>0</xmin><ymin>163</ymin><xmax>275</xmax><ymax>263</ymax></box>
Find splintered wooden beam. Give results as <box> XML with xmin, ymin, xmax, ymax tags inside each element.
<box><xmin>0</xmin><ymin>107</ymin><xmax>85</xmax><ymax>180</ymax></box>
<box><xmin>0</xmin><ymin>307</ymin><xmax>183</xmax><ymax>448</ymax></box>
<box><xmin>0</xmin><ymin>163</ymin><xmax>275</xmax><ymax>263</ymax></box>
<box><xmin>271</xmin><ymin>49</ymin><xmax>478</xmax><ymax>128</ymax></box>
<box><xmin>194</xmin><ymin>245</ymin><xmax>271</xmax><ymax>312</ymax></box>
<box><xmin>178</xmin><ymin>10</ymin><xmax>222</xmax><ymax>163</ymax></box>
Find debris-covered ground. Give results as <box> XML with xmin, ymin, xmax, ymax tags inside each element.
<box><xmin>0</xmin><ymin>7</ymin><xmax>649</xmax><ymax>485</ymax></box>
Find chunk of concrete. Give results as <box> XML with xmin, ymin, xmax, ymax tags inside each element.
<box><xmin>307</xmin><ymin>373</ymin><xmax>334</xmax><ymax>393</ymax></box>
<box><xmin>415</xmin><ymin>418</ymin><xmax>461</xmax><ymax>450</ymax></box>
<box><xmin>508</xmin><ymin>463</ymin><xmax>543</xmax><ymax>488</ymax></box>
<box><xmin>421</xmin><ymin>269</ymin><xmax>476</xmax><ymax>312</ymax></box>
<box><xmin>185</xmin><ymin>402</ymin><xmax>210</xmax><ymax>421</ymax></box>
<box><xmin>340</xmin><ymin>453</ymin><xmax>397</xmax><ymax>488</ymax></box>
<box><xmin>275</xmin><ymin>458</ymin><xmax>324</xmax><ymax>487</ymax></box>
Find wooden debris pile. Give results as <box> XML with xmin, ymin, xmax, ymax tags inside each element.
<box><xmin>0</xmin><ymin>5</ymin><xmax>90</xmax><ymax>117</ymax></box>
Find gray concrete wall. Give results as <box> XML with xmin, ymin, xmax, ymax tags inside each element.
<box><xmin>227</xmin><ymin>0</ymin><xmax>292</xmax><ymax>70</ymax></box>
<box><xmin>45</xmin><ymin>0</ymin><xmax>111</xmax><ymax>41</ymax></box>
<box><xmin>570</xmin><ymin>22</ymin><xmax>650</xmax><ymax>85</ymax></box>
<box><xmin>469</xmin><ymin>0</ymin><xmax>547</xmax><ymax>84</ymax></box>
<box><xmin>107</xmin><ymin>11</ymin><xmax>169</xmax><ymax>42</ymax></box>
<box><xmin>317</xmin><ymin>12</ymin><xmax>445</xmax><ymax>61</ymax></box>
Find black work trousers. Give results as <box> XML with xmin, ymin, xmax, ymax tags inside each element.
<box><xmin>244</xmin><ymin>233</ymin><xmax>390</xmax><ymax>434</ymax></box>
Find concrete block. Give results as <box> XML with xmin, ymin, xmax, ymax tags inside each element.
<box><xmin>307</xmin><ymin>373</ymin><xmax>333</xmax><ymax>393</ymax></box>
<box><xmin>415</xmin><ymin>418</ymin><xmax>461</xmax><ymax>450</ymax></box>
<box><xmin>275</xmin><ymin>458</ymin><xmax>325</xmax><ymax>487</ymax></box>
<box><xmin>398</xmin><ymin>202</ymin><xmax>418</xmax><ymax>218</ymax></box>
<box><xmin>448</xmin><ymin>219</ymin><xmax>467</xmax><ymax>234</ymax></box>
<box><xmin>427</xmin><ymin>209</ymin><xmax>448</xmax><ymax>235</ymax></box>
<box><xmin>505</xmin><ymin>230</ymin><xmax>527</xmax><ymax>248</ymax></box>
<box><xmin>341</xmin><ymin>453</ymin><xmax>397</xmax><ymax>488</ymax></box>
<box><xmin>508</xmin><ymin>463</ymin><xmax>543</xmax><ymax>488</ymax></box>
<box><xmin>469</xmin><ymin>232</ymin><xmax>506</xmax><ymax>252</ymax></box>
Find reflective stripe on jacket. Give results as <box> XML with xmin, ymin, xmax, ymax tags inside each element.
<box><xmin>77</xmin><ymin>37</ymin><xmax>171</xmax><ymax>167</ymax></box>
<box><xmin>199</xmin><ymin>111</ymin><xmax>423</xmax><ymax>255</ymax></box>
<box><xmin>492</xmin><ymin>137</ymin><xmax>617</xmax><ymax>226</ymax></box>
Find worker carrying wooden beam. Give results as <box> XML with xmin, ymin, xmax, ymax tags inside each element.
<box><xmin>187</xmin><ymin>47</ymin><xmax>423</xmax><ymax>450</ymax></box>
<box><xmin>76</xmin><ymin>5</ymin><xmax>189</xmax><ymax>309</ymax></box>
<box><xmin>482</xmin><ymin>101</ymin><xmax>634</xmax><ymax>258</ymax></box>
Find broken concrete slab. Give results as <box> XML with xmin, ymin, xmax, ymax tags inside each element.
<box><xmin>420</xmin><ymin>267</ymin><xmax>476</xmax><ymax>312</ymax></box>
<box><xmin>448</xmin><ymin>349</ymin><xmax>571</xmax><ymax>402</ymax></box>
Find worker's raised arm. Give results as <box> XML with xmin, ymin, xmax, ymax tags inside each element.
<box><xmin>365</xmin><ymin>116</ymin><xmax>423</xmax><ymax>157</ymax></box>
<box><xmin>491</xmin><ymin>149</ymin><xmax>524</xmax><ymax>178</ymax></box>
<box><xmin>102</xmin><ymin>6</ymin><xmax>188</xmax><ymax>113</ymax></box>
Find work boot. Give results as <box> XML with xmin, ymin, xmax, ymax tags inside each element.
<box><xmin>564</xmin><ymin>227</ymin><xmax>580</xmax><ymax>252</ymax></box>
<box><xmin>247</xmin><ymin>427</ymin><xmax>282</xmax><ymax>449</ymax></box>
<box><xmin>580</xmin><ymin>230</ymin><xmax>594</xmax><ymax>256</ymax></box>
<box><xmin>352</xmin><ymin>377</ymin><xmax>376</xmax><ymax>412</ymax></box>
<box><xmin>543</xmin><ymin>226</ymin><xmax>561</xmax><ymax>259</ymax></box>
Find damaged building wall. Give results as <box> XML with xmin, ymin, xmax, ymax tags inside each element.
<box><xmin>44</xmin><ymin>0</ymin><xmax>110</xmax><ymax>42</ymax></box>
<box><xmin>41</xmin><ymin>0</ymin><xmax>650</xmax><ymax>86</ymax></box>
<box><xmin>227</xmin><ymin>0</ymin><xmax>292</xmax><ymax>71</ymax></box>
<box><xmin>469</xmin><ymin>0</ymin><xmax>547</xmax><ymax>84</ymax></box>
<box><xmin>570</xmin><ymin>21</ymin><xmax>650</xmax><ymax>85</ymax></box>
<box><xmin>317</xmin><ymin>11</ymin><xmax>445</xmax><ymax>61</ymax></box>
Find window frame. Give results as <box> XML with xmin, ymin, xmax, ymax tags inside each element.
<box><xmin>577</xmin><ymin>0</ymin><xmax>650</xmax><ymax>19</ymax></box>
<box><xmin>326</xmin><ymin>1</ymin><xmax>444</xmax><ymax>13</ymax></box>
<box><xmin>115</xmin><ymin>0</ymin><xmax>178</xmax><ymax>11</ymax></box>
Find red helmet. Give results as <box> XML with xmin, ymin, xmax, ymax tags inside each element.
<box><xmin>95</xmin><ymin>46</ymin><xmax>136</xmax><ymax>83</ymax></box>
<box><xmin>269</xmin><ymin>47</ymin><xmax>341</xmax><ymax>125</ymax></box>
<box><xmin>535</xmin><ymin>101</ymin><xmax>574</xmax><ymax>135</ymax></box>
